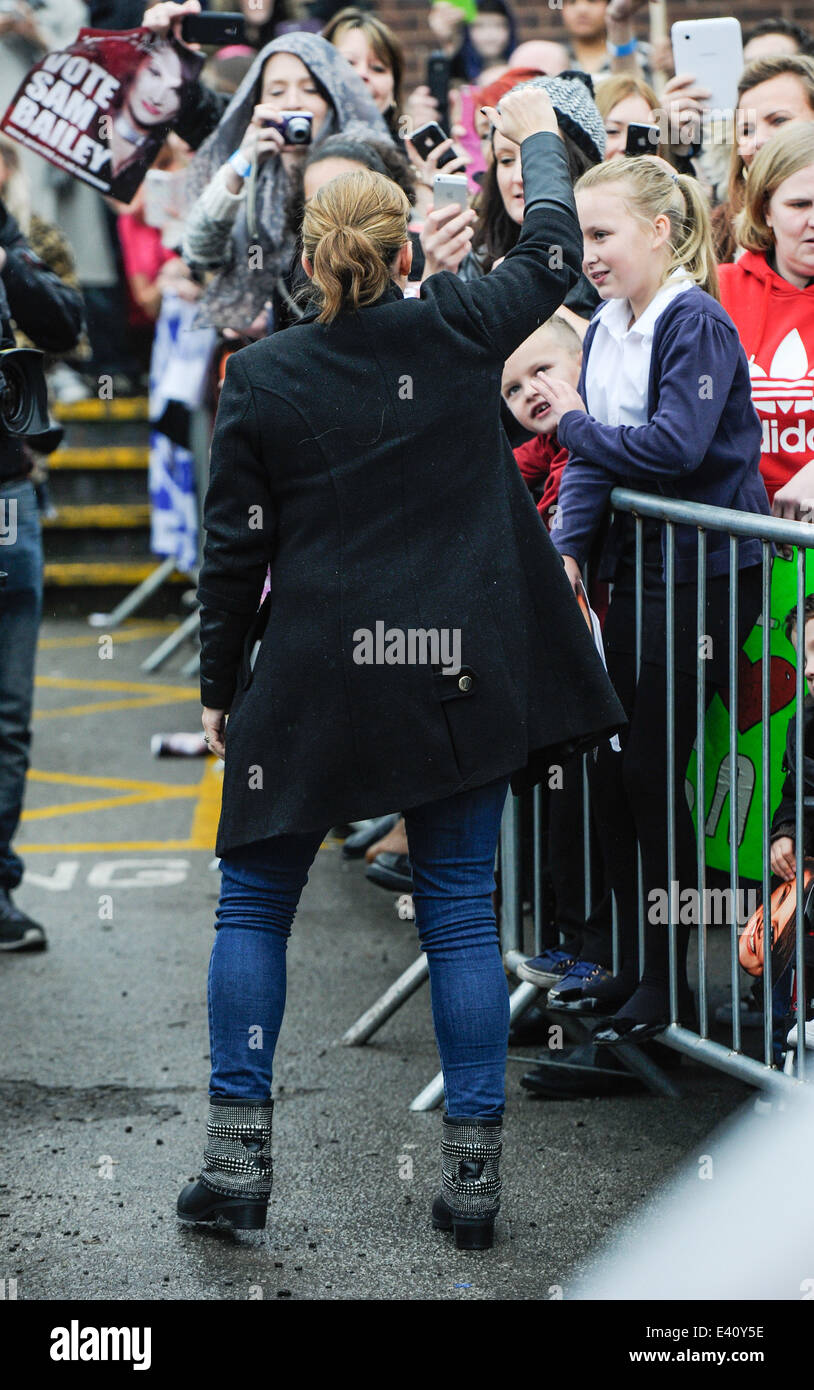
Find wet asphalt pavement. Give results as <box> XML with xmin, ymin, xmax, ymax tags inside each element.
<box><xmin>0</xmin><ymin>616</ymin><xmax>754</xmax><ymax>1302</ymax></box>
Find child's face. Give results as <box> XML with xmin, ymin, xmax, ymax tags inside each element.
<box><xmin>792</xmin><ymin>618</ymin><xmax>814</xmax><ymax>697</ymax></box>
<box><xmin>471</xmin><ymin>13</ymin><xmax>511</xmax><ymax>61</ymax></box>
<box><xmin>577</xmin><ymin>184</ymin><xmax>667</xmax><ymax>305</ymax></box>
<box><xmin>501</xmin><ymin>331</ymin><xmax>582</xmax><ymax>436</ymax></box>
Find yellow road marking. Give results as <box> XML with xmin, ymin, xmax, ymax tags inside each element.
<box><xmin>38</xmin><ymin>622</ymin><xmax>174</xmax><ymax>650</ymax></box>
<box><xmin>36</xmin><ymin>676</ymin><xmax>195</xmax><ymax>696</ymax></box>
<box><xmin>22</xmin><ymin>789</ymin><xmax>195</xmax><ymax>822</ymax></box>
<box><xmin>35</xmin><ymin>696</ymin><xmax>196</xmax><ymax>719</ymax></box>
<box><xmin>18</xmin><ymin>761</ymin><xmax>221</xmax><ymax>852</ymax></box>
<box><xmin>27</xmin><ymin>770</ymin><xmax>200</xmax><ymax>794</ymax></box>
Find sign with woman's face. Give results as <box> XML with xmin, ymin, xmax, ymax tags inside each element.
<box><xmin>0</xmin><ymin>27</ymin><xmax>203</xmax><ymax>204</ymax></box>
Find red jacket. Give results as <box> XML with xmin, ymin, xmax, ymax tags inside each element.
<box><xmin>719</xmin><ymin>251</ymin><xmax>814</xmax><ymax>503</ymax></box>
<box><xmin>513</xmin><ymin>432</ymin><xmax>569</xmax><ymax>530</ymax></box>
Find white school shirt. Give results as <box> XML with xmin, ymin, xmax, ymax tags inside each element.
<box><xmin>584</xmin><ymin>273</ymin><xmax>695</xmax><ymax>427</ymax></box>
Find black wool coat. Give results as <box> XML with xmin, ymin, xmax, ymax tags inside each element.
<box><xmin>197</xmin><ymin>130</ymin><xmax>626</xmax><ymax>856</ymax></box>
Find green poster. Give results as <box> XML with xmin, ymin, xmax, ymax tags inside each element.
<box><xmin>686</xmin><ymin>550</ymin><xmax>814</xmax><ymax>882</ymax></box>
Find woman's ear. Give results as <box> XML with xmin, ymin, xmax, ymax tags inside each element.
<box><xmin>301</xmin><ymin>252</ymin><xmax>314</xmax><ymax>279</ymax></box>
<box><xmin>400</xmin><ymin>240</ymin><xmax>413</xmax><ymax>277</ymax></box>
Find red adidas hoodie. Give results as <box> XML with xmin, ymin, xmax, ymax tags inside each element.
<box><xmin>513</xmin><ymin>433</ymin><xmax>569</xmax><ymax>530</ymax></box>
<box><xmin>719</xmin><ymin>251</ymin><xmax>814</xmax><ymax>504</ymax></box>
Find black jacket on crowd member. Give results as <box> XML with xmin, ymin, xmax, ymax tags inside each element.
<box><xmin>0</xmin><ymin>201</ymin><xmax>84</xmax><ymax>485</ymax></box>
<box><xmin>197</xmin><ymin>130</ymin><xmax>625</xmax><ymax>855</ymax></box>
<box><xmin>771</xmin><ymin>701</ymin><xmax>814</xmax><ymax>856</ymax></box>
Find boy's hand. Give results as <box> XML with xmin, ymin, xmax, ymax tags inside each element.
<box><xmin>771</xmin><ymin>836</ymin><xmax>797</xmax><ymax>881</ymax></box>
<box><xmin>533</xmin><ymin>375</ymin><xmax>586</xmax><ymax>426</ymax></box>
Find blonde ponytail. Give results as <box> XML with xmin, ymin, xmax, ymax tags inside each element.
<box><xmin>302</xmin><ymin>168</ymin><xmax>411</xmax><ymax>324</ymax></box>
<box><xmin>574</xmin><ymin>156</ymin><xmax>719</xmax><ymax>301</ymax></box>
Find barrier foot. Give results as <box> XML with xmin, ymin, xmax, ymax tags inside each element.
<box><xmin>88</xmin><ymin>556</ymin><xmax>177</xmax><ymax>630</ymax></box>
<box><xmin>342</xmin><ymin>953</ymin><xmax>429</xmax><ymax>1046</ymax></box>
<box><xmin>141</xmin><ymin>609</ymin><xmax>199</xmax><ymax>672</ymax></box>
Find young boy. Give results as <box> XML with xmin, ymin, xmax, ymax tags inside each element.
<box><xmin>770</xmin><ymin>594</ymin><xmax>814</xmax><ymax>881</ymax></box>
<box><xmin>501</xmin><ymin>314</ymin><xmax>582</xmax><ymax>533</ymax></box>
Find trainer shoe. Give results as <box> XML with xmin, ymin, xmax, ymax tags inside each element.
<box><xmin>515</xmin><ymin>948</ymin><xmax>577</xmax><ymax>988</ymax></box>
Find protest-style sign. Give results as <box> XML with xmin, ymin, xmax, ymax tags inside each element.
<box><xmin>1</xmin><ymin>27</ymin><xmax>203</xmax><ymax>204</ymax></box>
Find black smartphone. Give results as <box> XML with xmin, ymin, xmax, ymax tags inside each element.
<box><xmin>625</xmin><ymin>122</ymin><xmax>660</xmax><ymax>155</ymax></box>
<box><xmin>408</xmin><ymin>120</ymin><xmax>458</xmax><ymax>169</ymax></box>
<box><xmin>181</xmin><ymin>11</ymin><xmax>246</xmax><ymax>45</ymax></box>
<box><xmin>426</xmin><ymin>50</ymin><xmax>450</xmax><ymax>135</ymax></box>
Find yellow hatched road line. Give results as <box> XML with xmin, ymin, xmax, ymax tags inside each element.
<box><xmin>38</xmin><ymin>622</ymin><xmax>174</xmax><ymax>650</ymax></box>
<box><xmin>18</xmin><ymin>761</ymin><xmax>223</xmax><ymax>853</ymax></box>
<box><xmin>27</xmin><ymin>770</ymin><xmax>198</xmax><ymax>794</ymax></box>
<box><xmin>36</xmin><ymin>676</ymin><xmax>194</xmax><ymax>696</ymax></box>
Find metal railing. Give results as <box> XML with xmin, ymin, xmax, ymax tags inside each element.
<box><xmin>344</xmin><ymin>489</ymin><xmax>814</xmax><ymax>1106</ymax></box>
<box><xmin>501</xmin><ymin>487</ymin><xmax>814</xmax><ymax>1093</ymax></box>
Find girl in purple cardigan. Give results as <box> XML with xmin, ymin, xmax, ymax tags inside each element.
<box><xmin>536</xmin><ymin>155</ymin><xmax>770</xmax><ymax>1041</ymax></box>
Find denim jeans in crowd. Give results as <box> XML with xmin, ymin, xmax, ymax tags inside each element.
<box><xmin>0</xmin><ymin>479</ymin><xmax>42</xmax><ymax>892</ymax></box>
<box><xmin>208</xmin><ymin>774</ymin><xmax>512</xmax><ymax>1117</ymax></box>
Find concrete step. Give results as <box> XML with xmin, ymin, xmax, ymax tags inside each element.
<box><xmin>49</xmin><ymin>446</ymin><xmax>149</xmax><ymax>470</ymax></box>
<box><xmin>43</xmin><ymin>504</ymin><xmax>151</xmax><ymax>529</ymax></box>
<box><xmin>44</xmin><ymin>560</ymin><xmax>186</xmax><ymax>587</ymax></box>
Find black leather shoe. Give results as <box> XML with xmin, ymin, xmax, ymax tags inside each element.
<box><xmin>0</xmin><ymin>888</ymin><xmax>47</xmax><ymax>951</ymax></box>
<box><xmin>341</xmin><ymin>814</ymin><xmax>399</xmax><ymax>859</ymax></box>
<box><xmin>365</xmin><ymin>852</ymin><xmax>412</xmax><ymax>892</ymax></box>
<box><xmin>176</xmin><ymin>1178</ymin><xmax>268</xmax><ymax>1231</ymax></box>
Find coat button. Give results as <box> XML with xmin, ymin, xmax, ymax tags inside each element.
<box><xmin>458</xmin><ymin>674</ymin><xmax>472</xmax><ymax>692</ymax></box>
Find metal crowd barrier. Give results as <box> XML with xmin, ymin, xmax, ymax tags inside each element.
<box><xmin>502</xmin><ymin>488</ymin><xmax>814</xmax><ymax>1096</ymax></box>
<box><xmin>345</xmin><ymin>489</ymin><xmax>814</xmax><ymax>1107</ymax></box>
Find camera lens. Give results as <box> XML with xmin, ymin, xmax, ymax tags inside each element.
<box><xmin>0</xmin><ymin>364</ymin><xmax>26</xmax><ymax>432</ymax></box>
<box><xmin>285</xmin><ymin>116</ymin><xmax>311</xmax><ymax>144</ymax></box>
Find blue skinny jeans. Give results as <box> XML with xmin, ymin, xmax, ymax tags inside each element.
<box><xmin>208</xmin><ymin>775</ymin><xmax>511</xmax><ymax>1118</ymax></box>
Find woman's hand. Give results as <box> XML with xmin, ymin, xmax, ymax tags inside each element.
<box><xmin>404</xmin><ymin>132</ymin><xmax>468</xmax><ymax>189</ymax></box>
<box><xmin>772</xmin><ymin>460</ymin><xmax>814</xmax><ymax>522</ymax></box>
<box><xmin>142</xmin><ymin>0</ymin><xmax>201</xmax><ymax>44</ymax></box>
<box><xmin>404</xmin><ymin>84</ymin><xmax>442</xmax><ymax>131</ymax></box>
<box><xmin>771</xmin><ymin>835</ymin><xmax>797</xmax><ymax>882</ymax></box>
<box><xmin>420</xmin><ymin>202</ymin><xmax>476</xmax><ymax>278</ymax></box>
<box><xmin>239</xmin><ymin>105</ymin><xmax>287</xmax><ymax>163</ymax></box>
<box><xmin>156</xmin><ymin>257</ymin><xmax>201</xmax><ymax>301</ymax></box>
<box><xmin>533</xmin><ymin>375</ymin><xmax>586</xmax><ymax>426</ymax></box>
<box><xmin>202</xmin><ymin>707</ymin><xmax>227</xmax><ymax>759</ymax></box>
<box><xmin>662</xmin><ymin>73</ymin><xmax>711</xmax><ymax>152</ymax></box>
<box><xmin>562</xmin><ymin>554</ymin><xmax>583</xmax><ymax>598</ymax></box>
<box><xmin>481</xmin><ymin>85</ymin><xmax>560</xmax><ymax>145</ymax></box>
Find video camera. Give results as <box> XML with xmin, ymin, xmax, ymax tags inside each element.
<box><xmin>0</xmin><ymin>335</ymin><xmax>64</xmax><ymax>454</ymax></box>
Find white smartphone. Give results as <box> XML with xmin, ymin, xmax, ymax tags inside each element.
<box><xmin>671</xmin><ymin>17</ymin><xmax>743</xmax><ymax>115</ymax></box>
<box><xmin>433</xmin><ymin>173</ymin><xmax>469</xmax><ymax>213</ymax></box>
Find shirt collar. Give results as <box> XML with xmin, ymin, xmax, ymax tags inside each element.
<box><xmin>595</xmin><ymin>272</ymin><xmax>694</xmax><ymax>344</ymax></box>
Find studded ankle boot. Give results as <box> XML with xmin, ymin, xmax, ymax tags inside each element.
<box><xmin>431</xmin><ymin>1114</ymin><xmax>503</xmax><ymax>1250</ymax></box>
<box><xmin>177</xmin><ymin>1097</ymin><xmax>273</xmax><ymax>1231</ymax></box>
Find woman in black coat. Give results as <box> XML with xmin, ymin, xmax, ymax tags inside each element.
<box><xmin>177</xmin><ymin>84</ymin><xmax>625</xmax><ymax>1251</ymax></box>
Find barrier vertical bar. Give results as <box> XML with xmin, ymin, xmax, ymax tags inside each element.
<box><xmin>635</xmin><ymin>515</ymin><xmax>645</xmax><ymax>972</ymax></box>
<box><xmin>533</xmin><ymin>783</ymin><xmax>543</xmax><ymax>955</ymax></box>
<box><xmin>582</xmin><ymin>756</ymin><xmax>592</xmax><ymax>920</ymax></box>
<box><xmin>696</xmin><ymin>528</ymin><xmax>709</xmax><ymax>1038</ymax></box>
<box><xmin>795</xmin><ymin>547</ymin><xmax>806</xmax><ymax>1080</ymax></box>
<box><xmin>665</xmin><ymin>523</ymin><xmax>678</xmax><ymax>1023</ymax></box>
<box><xmin>729</xmin><ymin>537</ymin><xmax>741</xmax><ymax>1055</ymax></box>
<box><xmin>761</xmin><ymin>542</ymin><xmax>773</xmax><ymax>1067</ymax></box>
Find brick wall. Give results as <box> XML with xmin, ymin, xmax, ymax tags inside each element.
<box><xmin>377</xmin><ymin>1</ymin><xmax>814</xmax><ymax>91</ymax></box>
